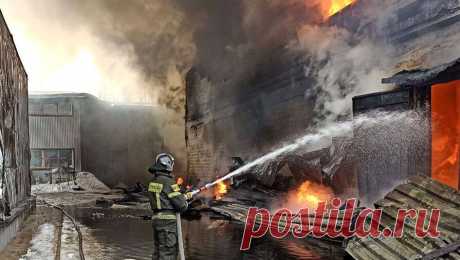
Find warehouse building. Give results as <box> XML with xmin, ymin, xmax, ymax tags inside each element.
<box><xmin>29</xmin><ymin>93</ymin><xmax>165</xmax><ymax>187</ymax></box>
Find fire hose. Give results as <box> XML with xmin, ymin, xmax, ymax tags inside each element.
<box><xmin>176</xmin><ymin>212</ymin><xmax>186</xmax><ymax>260</ymax></box>
<box><xmin>39</xmin><ymin>200</ymin><xmax>86</xmax><ymax>260</ymax></box>
<box><xmin>190</xmin><ymin>182</ymin><xmax>214</xmax><ymax>197</ymax></box>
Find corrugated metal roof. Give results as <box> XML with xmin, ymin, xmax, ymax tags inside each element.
<box><xmin>346</xmin><ymin>176</ymin><xmax>460</xmax><ymax>260</ymax></box>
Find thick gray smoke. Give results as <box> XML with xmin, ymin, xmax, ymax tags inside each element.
<box><xmin>0</xmin><ymin>0</ymin><xmax>327</xmax><ymax>176</ymax></box>
<box><xmin>1</xmin><ymin>0</ymin><xmax>196</xmax><ymax>111</ymax></box>
<box><xmin>295</xmin><ymin>24</ymin><xmax>394</xmax><ymax>124</ymax></box>
<box><xmin>0</xmin><ymin>0</ymin><xmax>326</xmax><ymax>110</ymax></box>
<box><xmin>1</xmin><ymin>0</ymin><xmax>400</xmax><ymax>176</ymax></box>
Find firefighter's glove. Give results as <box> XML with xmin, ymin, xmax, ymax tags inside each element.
<box><xmin>185</xmin><ymin>192</ymin><xmax>194</xmax><ymax>201</ymax></box>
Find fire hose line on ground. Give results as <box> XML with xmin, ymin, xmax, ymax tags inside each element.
<box><xmin>39</xmin><ymin>200</ymin><xmax>86</xmax><ymax>260</ymax></box>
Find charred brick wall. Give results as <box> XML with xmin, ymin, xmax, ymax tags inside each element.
<box><xmin>185</xmin><ymin>53</ymin><xmax>317</xmax><ymax>183</ymax></box>
<box><xmin>0</xmin><ymin>11</ymin><xmax>30</xmax><ymax>212</ymax></box>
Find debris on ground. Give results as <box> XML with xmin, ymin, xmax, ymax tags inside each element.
<box><xmin>32</xmin><ymin>172</ymin><xmax>110</xmax><ymax>194</ymax></box>
<box><xmin>346</xmin><ymin>176</ymin><xmax>460</xmax><ymax>260</ymax></box>
<box><xmin>74</xmin><ymin>172</ymin><xmax>111</xmax><ymax>192</ymax></box>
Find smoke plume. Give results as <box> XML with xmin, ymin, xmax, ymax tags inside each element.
<box><xmin>294</xmin><ymin>24</ymin><xmax>394</xmax><ymax>124</ymax></box>
<box><xmin>0</xmin><ymin>0</ymin><xmax>196</xmax><ymax>112</ymax></box>
<box><xmin>0</xmin><ymin>0</ymin><xmax>399</xmax><ymax>175</ymax></box>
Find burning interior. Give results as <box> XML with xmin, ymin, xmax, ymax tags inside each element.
<box><xmin>432</xmin><ymin>80</ymin><xmax>460</xmax><ymax>189</ymax></box>
<box><xmin>379</xmin><ymin>59</ymin><xmax>460</xmax><ymax>191</ymax></box>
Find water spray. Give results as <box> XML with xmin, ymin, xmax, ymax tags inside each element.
<box><xmin>190</xmin><ymin>111</ymin><xmax>420</xmax><ymax>197</ymax></box>
<box><xmin>190</xmin><ymin>121</ymin><xmax>352</xmax><ymax>197</ymax></box>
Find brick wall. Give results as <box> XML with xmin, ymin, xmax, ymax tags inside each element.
<box><xmin>185</xmin><ymin>55</ymin><xmax>317</xmax><ymax>183</ymax></box>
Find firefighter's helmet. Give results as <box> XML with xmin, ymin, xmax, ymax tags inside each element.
<box><xmin>153</xmin><ymin>153</ymin><xmax>175</xmax><ymax>173</ymax></box>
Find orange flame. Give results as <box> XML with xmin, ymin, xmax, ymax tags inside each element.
<box><xmin>292</xmin><ymin>181</ymin><xmax>334</xmax><ymax>209</ymax></box>
<box><xmin>313</xmin><ymin>0</ymin><xmax>356</xmax><ymax>19</ymax></box>
<box><xmin>214</xmin><ymin>181</ymin><xmax>228</xmax><ymax>200</ymax></box>
<box><xmin>327</xmin><ymin>0</ymin><xmax>355</xmax><ymax>17</ymax></box>
<box><xmin>431</xmin><ymin>80</ymin><xmax>460</xmax><ymax>190</ymax></box>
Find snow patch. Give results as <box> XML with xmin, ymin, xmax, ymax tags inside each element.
<box><xmin>19</xmin><ymin>223</ymin><xmax>55</xmax><ymax>260</ymax></box>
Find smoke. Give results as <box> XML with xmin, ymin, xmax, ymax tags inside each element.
<box><xmin>0</xmin><ymin>0</ymin><xmax>332</xmax><ymax>110</ymax></box>
<box><xmin>0</xmin><ymin>0</ymin><xmax>402</xmax><ymax>177</ymax></box>
<box><xmin>0</xmin><ymin>0</ymin><xmax>198</xmax><ymax>175</ymax></box>
<box><xmin>0</xmin><ymin>0</ymin><xmax>195</xmax><ymax>112</ymax></box>
<box><xmin>293</xmin><ymin>24</ymin><xmax>394</xmax><ymax>124</ymax></box>
<box><xmin>0</xmin><ymin>0</ymin><xmax>367</xmax><ymax>115</ymax></box>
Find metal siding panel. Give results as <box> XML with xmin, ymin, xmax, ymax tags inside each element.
<box><xmin>28</xmin><ymin>105</ymin><xmax>81</xmax><ymax>171</ymax></box>
<box><xmin>29</xmin><ymin>116</ymin><xmax>78</xmax><ymax>148</ymax></box>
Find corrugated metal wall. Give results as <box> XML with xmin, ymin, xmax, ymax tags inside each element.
<box><xmin>29</xmin><ymin>105</ymin><xmax>81</xmax><ymax>171</ymax></box>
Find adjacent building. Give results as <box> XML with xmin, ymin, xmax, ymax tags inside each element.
<box><xmin>29</xmin><ymin>93</ymin><xmax>165</xmax><ymax>187</ymax></box>
<box><xmin>0</xmin><ymin>10</ymin><xmax>32</xmax><ymax>251</ymax></box>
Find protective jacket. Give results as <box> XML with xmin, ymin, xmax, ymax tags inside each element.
<box><xmin>148</xmin><ymin>171</ymin><xmax>188</xmax><ymax>218</ymax></box>
<box><xmin>148</xmin><ymin>170</ymin><xmax>188</xmax><ymax>260</ymax></box>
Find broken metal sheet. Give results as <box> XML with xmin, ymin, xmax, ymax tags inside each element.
<box><xmin>382</xmin><ymin>58</ymin><xmax>460</xmax><ymax>86</ymax></box>
<box><xmin>346</xmin><ymin>176</ymin><xmax>460</xmax><ymax>260</ymax></box>
<box><xmin>322</xmin><ymin>137</ymin><xmax>353</xmax><ymax>179</ymax></box>
<box><xmin>251</xmin><ymin>148</ymin><xmax>328</xmax><ymax>187</ymax></box>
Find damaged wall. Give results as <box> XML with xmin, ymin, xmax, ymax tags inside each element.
<box><xmin>347</xmin><ymin>0</ymin><xmax>460</xmax><ymax>202</ymax></box>
<box><xmin>185</xmin><ymin>52</ymin><xmax>319</xmax><ymax>184</ymax></box>
<box><xmin>0</xmin><ymin>10</ymin><xmax>30</xmax><ymax>212</ymax></box>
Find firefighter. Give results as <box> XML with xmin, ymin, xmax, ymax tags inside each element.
<box><xmin>147</xmin><ymin>153</ymin><xmax>193</xmax><ymax>260</ymax></box>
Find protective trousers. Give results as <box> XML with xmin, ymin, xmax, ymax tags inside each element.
<box><xmin>152</xmin><ymin>219</ymin><xmax>178</xmax><ymax>260</ymax></box>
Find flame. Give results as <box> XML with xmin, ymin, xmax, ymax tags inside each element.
<box><xmin>214</xmin><ymin>181</ymin><xmax>228</xmax><ymax>200</ymax></box>
<box><xmin>313</xmin><ymin>0</ymin><xmax>356</xmax><ymax>19</ymax></box>
<box><xmin>289</xmin><ymin>181</ymin><xmax>334</xmax><ymax>209</ymax></box>
<box><xmin>432</xmin><ymin>80</ymin><xmax>460</xmax><ymax>190</ymax></box>
<box><xmin>327</xmin><ymin>0</ymin><xmax>355</xmax><ymax>17</ymax></box>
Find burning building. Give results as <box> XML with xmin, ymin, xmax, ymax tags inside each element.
<box><xmin>0</xmin><ymin>10</ymin><xmax>32</xmax><ymax>251</ymax></box>
<box><xmin>349</xmin><ymin>0</ymin><xmax>460</xmax><ymax>203</ymax></box>
<box><xmin>29</xmin><ymin>93</ymin><xmax>165</xmax><ymax>187</ymax></box>
<box><xmin>185</xmin><ymin>0</ymin><xmax>460</xmax><ymax>204</ymax></box>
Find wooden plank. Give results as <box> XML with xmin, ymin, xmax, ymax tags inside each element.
<box><xmin>410</xmin><ymin>176</ymin><xmax>460</xmax><ymax>208</ymax></box>
<box><xmin>384</xmin><ymin>191</ymin><xmax>460</xmax><ymax>237</ymax></box>
<box><xmin>359</xmin><ymin>238</ymin><xmax>400</xmax><ymax>260</ymax></box>
<box><xmin>347</xmin><ymin>177</ymin><xmax>460</xmax><ymax>260</ymax></box>
<box><xmin>347</xmin><ymin>238</ymin><xmax>385</xmax><ymax>260</ymax></box>
<box><xmin>377</xmin><ymin>203</ymin><xmax>460</xmax><ymax>259</ymax></box>
<box><xmin>377</xmin><ymin>236</ymin><xmax>422</xmax><ymax>259</ymax></box>
<box><xmin>380</xmin><ymin>203</ymin><xmax>458</xmax><ymax>243</ymax></box>
<box><xmin>393</xmin><ymin>183</ymin><xmax>460</xmax><ymax>219</ymax></box>
<box><xmin>420</xmin><ymin>241</ymin><xmax>460</xmax><ymax>260</ymax></box>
